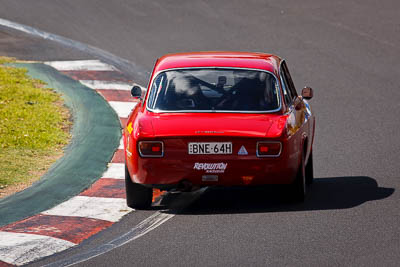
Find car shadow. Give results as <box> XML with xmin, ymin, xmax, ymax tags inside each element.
<box><xmin>159</xmin><ymin>176</ymin><xmax>394</xmax><ymax>215</ymax></box>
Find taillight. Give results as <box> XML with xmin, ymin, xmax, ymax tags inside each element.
<box><xmin>138</xmin><ymin>141</ymin><xmax>164</xmax><ymax>157</ymax></box>
<box><xmin>256</xmin><ymin>142</ymin><xmax>282</xmax><ymax>157</ymax></box>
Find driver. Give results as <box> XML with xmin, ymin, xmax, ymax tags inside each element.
<box><xmin>259</xmin><ymin>73</ymin><xmax>277</xmax><ymax>109</ymax></box>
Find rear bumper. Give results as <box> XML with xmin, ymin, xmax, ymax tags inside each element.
<box><xmin>129</xmin><ymin>153</ymin><xmax>299</xmax><ymax>187</ymax></box>
<box><xmin>125</xmin><ymin>134</ymin><xmax>303</xmax><ymax>187</ymax></box>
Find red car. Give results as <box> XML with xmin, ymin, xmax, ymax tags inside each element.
<box><xmin>124</xmin><ymin>51</ymin><xmax>315</xmax><ymax>208</ymax></box>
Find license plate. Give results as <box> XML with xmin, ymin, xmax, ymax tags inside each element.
<box><xmin>188</xmin><ymin>142</ymin><xmax>232</xmax><ymax>155</ymax></box>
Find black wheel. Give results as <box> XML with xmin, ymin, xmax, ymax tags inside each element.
<box><xmin>125</xmin><ymin>165</ymin><xmax>152</xmax><ymax>209</ymax></box>
<box><xmin>305</xmin><ymin>150</ymin><xmax>314</xmax><ymax>185</ymax></box>
<box><xmin>291</xmin><ymin>152</ymin><xmax>306</xmax><ymax>202</ymax></box>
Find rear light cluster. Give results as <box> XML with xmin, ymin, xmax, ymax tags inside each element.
<box><xmin>138</xmin><ymin>141</ymin><xmax>280</xmax><ymax>157</ymax></box>
<box><xmin>256</xmin><ymin>142</ymin><xmax>282</xmax><ymax>157</ymax></box>
<box><xmin>138</xmin><ymin>141</ymin><xmax>164</xmax><ymax>157</ymax></box>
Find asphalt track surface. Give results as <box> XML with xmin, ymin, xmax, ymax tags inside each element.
<box><xmin>0</xmin><ymin>0</ymin><xmax>399</xmax><ymax>266</ymax></box>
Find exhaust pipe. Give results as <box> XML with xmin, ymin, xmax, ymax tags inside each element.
<box><xmin>178</xmin><ymin>180</ymin><xmax>193</xmax><ymax>192</ymax></box>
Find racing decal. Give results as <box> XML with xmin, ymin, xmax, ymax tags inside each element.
<box><xmin>195</xmin><ymin>130</ymin><xmax>224</xmax><ymax>134</ymax></box>
<box><xmin>238</xmin><ymin>145</ymin><xmax>248</xmax><ymax>155</ymax></box>
<box><xmin>193</xmin><ymin>162</ymin><xmax>228</xmax><ymax>173</ymax></box>
<box><xmin>127</xmin><ymin>122</ymin><xmax>133</xmax><ymax>134</ymax></box>
<box><xmin>127</xmin><ymin>135</ymin><xmax>129</xmax><ymax>147</ymax></box>
<box><xmin>126</xmin><ymin>135</ymin><xmax>131</xmax><ymax>157</ymax></box>
<box><xmin>126</xmin><ymin>124</ymin><xmax>133</xmax><ymax>157</ymax></box>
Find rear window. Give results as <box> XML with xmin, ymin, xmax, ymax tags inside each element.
<box><xmin>147</xmin><ymin>68</ymin><xmax>280</xmax><ymax>112</ymax></box>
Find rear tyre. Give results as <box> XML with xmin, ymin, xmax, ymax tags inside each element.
<box><xmin>125</xmin><ymin>165</ymin><xmax>152</xmax><ymax>209</ymax></box>
<box><xmin>291</xmin><ymin>152</ymin><xmax>306</xmax><ymax>202</ymax></box>
<box><xmin>305</xmin><ymin>150</ymin><xmax>314</xmax><ymax>185</ymax></box>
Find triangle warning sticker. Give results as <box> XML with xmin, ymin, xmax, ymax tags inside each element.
<box><xmin>238</xmin><ymin>145</ymin><xmax>248</xmax><ymax>155</ymax></box>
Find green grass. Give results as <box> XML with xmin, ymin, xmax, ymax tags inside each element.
<box><xmin>0</xmin><ymin>57</ymin><xmax>71</xmax><ymax>193</ymax></box>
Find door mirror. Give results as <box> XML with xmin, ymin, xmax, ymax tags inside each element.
<box><xmin>301</xmin><ymin>87</ymin><xmax>313</xmax><ymax>100</ymax></box>
<box><xmin>131</xmin><ymin>86</ymin><xmax>142</xmax><ymax>100</ymax></box>
<box><xmin>294</xmin><ymin>96</ymin><xmax>304</xmax><ymax>110</ymax></box>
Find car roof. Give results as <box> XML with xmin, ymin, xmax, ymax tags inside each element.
<box><xmin>153</xmin><ymin>51</ymin><xmax>282</xmax><ymax>76</ymax></box>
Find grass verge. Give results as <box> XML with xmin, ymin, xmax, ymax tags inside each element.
<box><xmin>0</xmin><ymin>57</ymin><xmax>71</xmax><ymax>198</ymax></box>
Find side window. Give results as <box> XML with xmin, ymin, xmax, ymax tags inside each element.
<box><xmin>282</xmin><ymin>61</ymin><xmax>297</xmax><ymax>99</ymax></box>
<box><xmin>147</xmin><ymin>74</ymin><xmax>164</xmax><ymax>109</ymax></box>
<box><xmin>280</xmin><ymin>74</ymin><xmax>291</xmax><ymax>105</ymax></box>
<box><xmin>280</xmin><ymin>66</ymin><xmax>293</xmax><ymax>105</ymax></box>
<box><xmin>280</xmin><ymin>61</ymin><xmax>297</xmax><ymax>106</ymax></box>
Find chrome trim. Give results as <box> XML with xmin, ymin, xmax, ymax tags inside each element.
<box><xmin>277</xmin><ymin>59</ymin><xmax>287</xmax><ymax>109</ymax></box>
<box><xmin>152</xmin><ymin>75</ymin><xmax>164</xmax><ymax>111</ymax></box>
<box><xmin>279</xmin><ymin>59</ymin><xmax>289</xmax><ymax>108</ymax></box>
<box><xmin>138</xmin><ymin>141</ymin><xmax>164</xmax><ymax>158</ymax></box>
<box><xmin>145</xmin><ymin>67</ymin><xmax>282</xmax><ymax>114</ymax></box>
<box><xmin>256</xmin><ymin>141</ymin><xmax>282</xmax><ymax>158</ymax></box>
<box><xmin>279</xmin><ymin>59</ymin><xmax>298</xmax><ymax>109</ymax></box>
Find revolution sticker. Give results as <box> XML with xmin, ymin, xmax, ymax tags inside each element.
<box><xmin>193</xmin><ymin>162</ymin><xmax>228</xmax><ymax>173</ymax></box>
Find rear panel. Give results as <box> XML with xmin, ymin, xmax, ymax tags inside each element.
<box><xmin>133</xmin><ymin>136</ymin><xmax>297</xmax><ymax>186</ymax></box>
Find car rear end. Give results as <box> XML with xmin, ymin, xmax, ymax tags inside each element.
<box><xmin>127</xmin><ymin>66</ymin><xmax>302</xmax><ymax>188</ymax></box>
